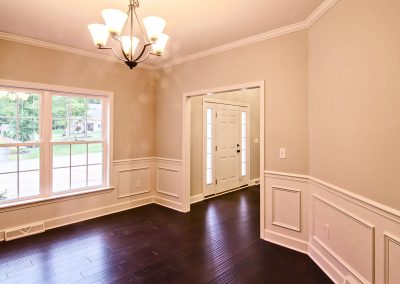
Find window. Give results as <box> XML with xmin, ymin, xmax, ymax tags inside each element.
<box><xmin>206</xmin><ymin>108</ymin><xmax>213</xmax><ymax>185</ymax></box>
<box><xmin>0</xmin><ymin>84</ymin><xmax>111</xmax><ymax>204</ymax></box>
<box><xmin>241</xmin><ymin>111</ymin><xmax>247</xmax><ymax>177</ymax></box>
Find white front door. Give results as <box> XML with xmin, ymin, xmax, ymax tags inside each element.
<box><xmin>215</xmin><ymin>104</ymin><xmax>240</xmax><ymax>193</ymax></box>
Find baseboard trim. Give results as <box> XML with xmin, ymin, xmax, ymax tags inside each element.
<box><xmin>0</xmin><ymin>197</ymin><xmax>153</xmax><ymax>242</ymax></box>
<box><xmin>190</xmin><ymin>194</ymin><xmax>204</xmax><ymax>204</ymax></box>
<box><xmin>264</xmin><ymin>229</ymin><xmax>308</xmax><ymax>254</ymax></box>
<box><xmin>153</xmin><ymin>197</ymin><xmax>185</xmax><ymax>213</ymax></box>
<box><xmin>309</xmin><ymin>243</ymin><xmax>345</xmax><ymax>284</ymax></box>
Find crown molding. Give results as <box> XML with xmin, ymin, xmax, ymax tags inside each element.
<box><xmin>0</xmin><ymin>0</ymin><xmax>337</xmax><ymax>72</ymax></box>
<box><xmin>0</xmin><ymin>32</ymin><xmax>157</xmax><ymax>71</ymax></box>
<box><xmin>160</xmin><ymin>0</ymin><xmax>338</xmax><ymax>69</ymax></box>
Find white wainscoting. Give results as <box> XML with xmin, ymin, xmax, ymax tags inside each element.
<box><xmin>264</xmin><ymin>171</ymin><xmax>400</xmax><ymax>284</ymax></box>
<box><xmin>153</xmin><ymin>158</ymin><xmax>185</xmax><ymax>212</ymax></box>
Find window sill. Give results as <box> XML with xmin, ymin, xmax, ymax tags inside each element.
<box><xmin>0</xmin><ymin>187</ymin><xmax>115</xmax><ymax>213</ymax></box>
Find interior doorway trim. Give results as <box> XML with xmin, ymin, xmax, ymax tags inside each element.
<box><xmin>182</xmin><ymin>81</ymin><xmax>265</xmax><ymax>238</ymax></box>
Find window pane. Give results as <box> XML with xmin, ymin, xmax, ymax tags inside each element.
<box><xmin>87</xmin><ymin>99</ymin><xmax>102</xmax><ymax>120</ymax></box>
<box><xmin>207</xmin><ymin>138</ymin><xmax>212</xmax><ymax>154</ymax></box>
<box><xmin>71</xmin><ymin>166</ymin><xmax>87</xmax><ymax>189</ymax></box>
<box><xmin>19</xmin><ymin>119</ymin><xmax>39</xmax><ymax>142</ymax></box>
<box><xmin>241</xmin><ymin>163</ymin><xmax>246</xmax><ymax>176</ymax></box>
<box><xmin>0</xmin><ymin>118</ymin><xmax>17</xmax><ymax>143</ymax></box>
<box><xmin>206</xmin><ymin>169</ymin><xmax>212</xmax><ymax>185</ymax></box>
<box><xmin>206</xmin><ymin>154</ymin><xmax>212</xmax><ymax>169</ymax></box>
<box><xmin>52</xmin><ymin>96</ymin><xmax>69</xmax><ymax>118</ymax></box>
<box><xmin>86</xmin><ymin>120</ymin><xmax>102</xmax><ymax>140</ymax></box>
<box><xmin>207</xmin><ymin>124</ymin><xmax>212</xmax><ymax>138</ymax></box>
<box><xmin>19</xmin><ymin>93</ymin><xmax>40</xmax><ymax>118</ymax></box>
<box><xmin>71</xmin><ymin>144</ymin><xmax>87</xmax><ymax>166</ymax></box>
<box><xmin>241</xmin><ymin>111</ymin><xmax>246</xmax><ymax>124</ymax></box>
<box><xmin>88</xmin><ymin>144</ymin><xmax>102</xmax><ymax>164</ymax></box>
<box><xmin>53</xmin><ymin>144</ymin><xmax>70</xmax><ymax>168</ymax></box>
<box><xmin>19</xmin><ymin>146</ymin><xmax>40</xmax><ymax>171</ymax></box>
<box><xmin>242</xmin><ymin>150</ymin><xmax>246</xmax><ymax>162</ymax></box>
<box><xmin>53</xmin><ymin>168</ymin><xmax>70</xmax><ymax>192</ymax></box>
<box><xmin>241</xmin><ymin>125</ymin><xmax>246</xmax><ymax>137</ymax></box>
<box><xmin>0</xmin><ymin>147</ymin><xmax>17</xmax><ymax>173</ymax></box>
<box><xmin>88</xmin><ymin>165</ymin><xmax>102</xmax><ymax>187</ymax></box>
<box><xmin>70</xmin><ymin>119</ymin><xmax>87</xmax><ymax>140</ymax></box>
<box><xmin>0</xmin><ymin>173</ymin><xmax>17</xmax><ymax>200</ymax></box>
<box><xmin>0</xmin><ymin>93</ymin><xmax>17</xmax><ymax>117</ymax></box>
<box><xmin>52</xmin><ymin>119</ymin><xmax>69</xmax><ymax>141</ymax></box>
<box><xmin>70</xmin><ymin>97</ymin><xmax>86</xmax><ymax>117</ymax></box>
<box><xmin>19</xmin><ymin>171</ymin><xmax>40</xmax><ymax>197</ymax></box>
<box><xmin>206</xmin><ymin>108</ymin><xmax>212</xmax><ymax>123</ymax></box>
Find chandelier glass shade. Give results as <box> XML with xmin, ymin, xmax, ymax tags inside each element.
<box><xmin>88</xmin><ymin>0</ymin><xmax>169</xmax><ymax>69</ymax></box>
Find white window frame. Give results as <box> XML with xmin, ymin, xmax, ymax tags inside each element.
<box><xmin>0</xmin><ymin>80</ymin><xmax>113</xmax><ymax>207</ymax></box>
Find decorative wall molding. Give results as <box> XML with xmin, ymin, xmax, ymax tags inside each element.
<box><xmin>116</xmin><ymin>167</ymin><xmax>152</xmax><ymax>198</ymax></box>
<box><xmin>264</xmin><ymin>171</ymin><xmax>400</xmax><ymax>284</ymax></box>
<box><xmin>272</xmin><ymin>187</ymin><xmax>301</xmax><ymax>232</ymax></box>
<box><xmin>384</xmin><ymin>232</ymin><xmax>400</xmax><ymax>284</ymax></box>
<box><xmin>0</xmin><ymin>0</ymin><xmax>338</xmax><ymax>71</ymax></box>
<box><xmin>190</xmin><ymin>194</ymin><xmax>204</xmax><ymax>204</ymax></box>
<box><xmin>156</xmin><ymin>167</ymin><xmax>180</xmax><ymax>197</ymax></box>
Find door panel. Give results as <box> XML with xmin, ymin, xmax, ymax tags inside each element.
<box><xmin>215</xmin><ymin>104</ymin><xmax>240</xmax><ymax>193</ymax></box>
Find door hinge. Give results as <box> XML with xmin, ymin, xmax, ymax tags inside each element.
<box><xmin>216</xmin><ymin>112</ymin><xmax>218</xmax><ymax>118</ymax></box>
<box><xmin>216</xmin><ymin>145</ymin><xmax>218</xmax><ymax>151</ymax></box>
<box><xmin>215</xmin><ymin>179</ymin><xmax>218</xmax><ymax>185</ymax></box>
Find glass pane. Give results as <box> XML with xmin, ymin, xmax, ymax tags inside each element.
<box><xmin>241</xmin><ymin>163</ymin><xmax>246</xmax><ymax>176</ymax></box>
<box><xmin>53</xmin><ymin>168</ymin><xmax>70</xmax><ymax>192</ymax></box>
<box><xmin>88</xmin><ymin>165</ymin><xmax>102</xmax><ymax>187</ymax></box>
<box><xmin>241</xmin><ymin>112</ymin><xmax>246</xmax><ymax>124</ymax></box>
<box><xmin>207</xmin><ymin>124</ymin><xmax>212</xmax><ymax>138</ymax></box>
<box><xmin>52</xmin><ymin>96</ymin><xmax>69</xmax><ymax>118</ymax></box>
<box><xmin>242</xmin><ymin>138</ymin><xmax>246</xmax><ymax>150</ymax></box>
<box><xmin>88</xmin><ymin>144</ymin><xmax>102</xmax><ymax>164</ymax></box>
<box><xmin>19</xmin><ymin>119</ymin><xmax>39</xmax><ymax>142</ymax></box>
<box><xmin>242</xmin><ymin>150</ymin><xmax>246</xmax><ymax>162</ymax></box>
<box><xmin>19</xmin><ymin>146</ymin><xmax>40</xmax><ymax>171</ymax></box>
<box><xmin>53</xmin><ymin>144</ymin><xmax>70</xmax><ymax>168</ymax></box>
<box><xmin>71</xmin><ymin>166</ymin><xmax>87</xmax><ymax>189</ymax></box>
<box><xmin>206</xmin><ymin>169</ymin><xmax>212</xmax><ymax>185</ymax></box>
<box><xmin>86</xmin><ymin>120</ymin><xmax>102</xmax><ymax>140</ymax></box>
<box><xmin>71</xmin><ymin>144</ymin><xmax>87</xmax><ymax>166</ymax></box>
<box><xmin>87</xmin><ymin>99</ymin><xmax>102</xmax><ymax>120</ymax></box>
<box><xmin>241</xmin><ymin>125</ymin><xmax>246</xmax><ymax>137</ymax></box>
<box><xmin>19</xmin><ymin>171</ymin><xmax>40</xmax><ymax>197</ymax></box>
<box><xmin>70</xmin><ymin>97</ymin><xmax>86</xmax><ymax>118</ymax></box>
<box><xmin>206</xmin><ymin>154</ymin><xmax>212</xmax><ymax>169</ymax></box>
<box><xmin>0</xmin><ymin>118</ymin><xmax>17</xmax><ymax>143</ymax></box>
<box><xmin>70</xmin><ymin>119</ymin><xmax>87</xmax><ymax>140</ymax></box>
<box><xmin>0</xmin><ymin>147</ymin><xmax>17</xmax><ymax>173</ymax></box>
<box><xmin>206</xmin><ymin>108</ymin><xmax>212</xmax><ymax>123</ymax></box>
<box><xmin>0</xmin><ymin>92</ymin><xmax>17</xmax><ymax>117</ymax></box>
<box><xmin>19</xmin><ymin>93</ymin><xmax>40</xmax><ymax>118</ymax></box>
<box><xmin>207</xmin><ymin>138</ymin><xmax>212</xmax><ymax>154</ymax></box>
<box><xmin>0</xmin><ymin>173</ymin><xmax>17</xmax><ymax>200</ymax></box>
<box><xmin>52</xmin><ymin>119</ymin><xmax>69</xmax><ymax>141</ymax></box>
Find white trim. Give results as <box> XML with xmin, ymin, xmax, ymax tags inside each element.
<box><xmin>272</xmin><ymin>187</ymin><xmax>302</xmax><ymax>232</ymax></box>
<box><xmin>0</xmin><ymin>0</ymin><xmax>337</xmax><ymax>70</ymax></box>
<box><xmin>265</xmin><ymin>171</ymin><xmax>400</xmax><ymax>223</ymax></box>
<box><xmin>263</xmin><ymin>229</ymin><xmax>309</xmax><ymax>254</ymax></box>
<box><xmin>0</xmin><ymin>32</ymin><xmax>156</xmax><ymax>71</ymax></box>
<box><xmin>190</xmin><ymin>194</ymin><xmax>204</xmax><ymax>204</ymax></box>
<box><xmin>384</xmin><ymin>232</ymin><xmax>400</xmax><ymax>284</ymax></box>
<box><xmin>153</xmin><ymin>196</ymin><xmax>185</xmax><ymax>212</ymax></box>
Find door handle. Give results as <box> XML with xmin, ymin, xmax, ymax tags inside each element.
<box><xmin>237</xmin><ymin>150</ymin><xmax>241</xmax><ymax>153</ymax></box>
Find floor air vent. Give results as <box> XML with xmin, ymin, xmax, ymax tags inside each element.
<box><xmin>5</xmin><ymin>222</ymin><xmax>45</xmax><ymax>241</ymax></box>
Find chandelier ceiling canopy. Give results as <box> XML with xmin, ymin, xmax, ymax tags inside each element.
<box><xmin>88</xmin><ymin>0</ymin><xmax>169</xmax><ymax>69</ymax></box>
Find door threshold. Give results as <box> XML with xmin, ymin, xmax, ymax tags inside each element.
<box><xmin>204</xmin><ymin>184</ymin><xmax>255</xmax><ymax>200</ymax></box>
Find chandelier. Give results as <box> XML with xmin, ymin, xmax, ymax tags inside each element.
<box><xmin>88</xmin><ymin>0</ymin><xmax>169</xmax><ymax>69</ymax></box>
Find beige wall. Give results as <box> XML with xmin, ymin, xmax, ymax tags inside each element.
<box><xmin>0</xmin><ymin>40</ymin><xmax>156</xmax><ymax>160</ymax></box>
<box><xmin>309</xmin><ymin>0</ymin><xmax>400</xmax><ymax>209</ymax></box>
<box><xmin>190</xmin><ymin>89</ymin><xmax>260</xmax><ymax>197</ymax></box>
<box><xmin>156</xmin><ymin>30</ymin><xmax>309</xmax><ymax>175</ymax></box>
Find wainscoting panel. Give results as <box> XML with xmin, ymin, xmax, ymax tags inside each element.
<box><xmin>154</xmin><ymin>158</ymin><xmax>185</xmax><ymax>212</ymax></box>
<box><xmin>114</xmin><ymin>158</ymin><xmax>154</xmax><ymax>199</ymax></box>
<box><xmin>313</xmin><ymin>195</ymin><xmax>375</xmax><ymax>284</ymax></box>
<box><xmin>264</xmin><ymin>171</ymin><xmax>400</xmax><ymax>284</ymax></box>
<box><xmin>384</xmin><ymin>233</ymin><xmax>400</xmax><ymax>284</ymax></box>
<box><xmin>272</xmin><ymin>187</ymin><xmax>301</xmax><ymax>231</ymax></box>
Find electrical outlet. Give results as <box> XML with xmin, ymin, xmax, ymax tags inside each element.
<box><xmin>324</xmin><ymin>224</ymin><xmax>330</xmax><ymax>239</ymax></box>
<box><xmin>279</xmin><ymin>148</ymin><xmax>286</xmax><ymax>159</ymax></box>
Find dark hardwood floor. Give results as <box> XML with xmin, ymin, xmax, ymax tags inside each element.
<box><xmin>0</xmin><ymin>186</ymin><xmax>332</xmax><ymax>284</ymax></box>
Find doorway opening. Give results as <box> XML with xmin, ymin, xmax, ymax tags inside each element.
<box><xmin>182</xmin><ymin>81</ymin><xmax>265</xmax><ymax>237</ymax></box>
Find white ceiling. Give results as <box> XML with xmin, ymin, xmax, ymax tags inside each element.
<box><xmin>0</xmin><ymin>0</ymin><xmax>324</xmax><ymax>66</ymax></box>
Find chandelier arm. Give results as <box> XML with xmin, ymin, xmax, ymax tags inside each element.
<box><xmin>132</xmin><ymin>43</ymin><xmax>152</xmax><ymax>62</ymax></box>
<box><xmin>133</xmin><ymin>7</ymin><xmax>150</xmax><ymax>44</ymax></box>
<box><xmin>135</xmin><ymin>51</ymin><xmax>152</xmax><ymax>63</ymax></box>
<box><xmin>99</xmin><ymin>47</ymin><xmax>126</xmax><ymax>62</ymax></box>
